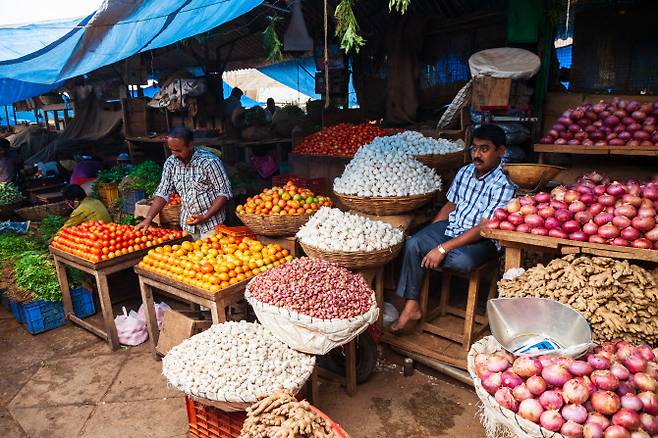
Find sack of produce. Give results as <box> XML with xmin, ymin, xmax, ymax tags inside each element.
<box><xmin>162</xmin><ymin>321</ymin><xmax>315</xmax><ymax>404</ymax></box>
<box><xmin>469</xmin><ymin>335</ymin><xmax>658</xmax><ymax>438</ymax></box>
<box><xmin>245</xmin><ymin>257</ymin><xmax>379</xmax><ymax>355</ymax></box>
<box><xmin>114</xmin><ymin>306</ymin><xmax>148</xmax><ymax>346</ymax></box>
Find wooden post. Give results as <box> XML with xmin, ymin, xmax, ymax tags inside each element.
<box><xmin>139</xmin><ymin>277</ymin><xmax>160</xmax><ymax>359</ymax></box>
<box><xmin>12</xmin><ymin>104</ymin><xmax>17</xmax><ymax>125</ymax></box>
<box><xmin>504</xmin><ymin>247</ymin><xmax>523</xmax><ymax>271</ymax></box>
<box><xmin>53</xmin><ymin>257</ymin><xmax>74</xmax><ymax>318</ymax></box>
<box><xmin>94</xmin><ymin>272</ymin><xmax>120</xmax><ymax>350</ymax></box>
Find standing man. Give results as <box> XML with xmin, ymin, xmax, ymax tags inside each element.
<box><xmin>391</xmin><ymin>124</ymin><xmax>516</xmax><ymax>333</ymax></box>
<box><xmin>264</xmin><ymin>98</ymin><xmax>280</xmax><ymax>122</ymax></box>
<box><xmin>135</xmin><ymin>126</ymin><xmax>232</xmax><ymax>240</ymax></box>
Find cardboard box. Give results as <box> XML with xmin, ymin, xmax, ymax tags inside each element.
<box><xmin>156</xmin><ymin>310</ymin><xmax>212</xmax><ymax>356</ymax></box>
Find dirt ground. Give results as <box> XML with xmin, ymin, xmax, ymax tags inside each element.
<box><xmin>0</xmin><ymin>305</ymin><xmax>484</xmax><ymax>438</ymax></box>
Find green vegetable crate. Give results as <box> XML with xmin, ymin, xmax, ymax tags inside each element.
<box><xmin>10</xmin><ymin>288</ymin><xmax>96</xmax><ymax>334</ymax></box>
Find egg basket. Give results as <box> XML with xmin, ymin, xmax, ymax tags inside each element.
<box><xmin>237</xmin><ymin>211</ymin><xmax>315</xmax><ymax>237</ymax></box>
<box><xmin>299</xmin><ymin>240</ymin><xmax>404</xmax><ymax>270</ymax></box>
<box><xmin>333</xmin><ymin>191</ymin><xmax>437</xmax><ymax>216</ymax></box>
<box><xmin>414</xmin><ymin>150</ymin><xmax>464</xmax><ymax>173</ymax></box>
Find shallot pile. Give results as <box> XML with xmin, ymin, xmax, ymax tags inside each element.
<box><xmin>499</xmin><ymin>255</ymin><xmax>658</xmax><ymax>344</ymax></box>
<box><xmin>162</xmin><ymin>321</ymin><xmax>315</xmax><ymax>403</ymax></box>
<box><xmin>296</xmin><ymin>207</ymin><xmax>403</xmax><ymax>252</ymax></box>
<box><xmin>488</xmin><ymin>175</ymin><xmax>658</xmax><ymax>250</ymax></box>
<box><xmin>334</xmin><ymin>149</ymin><xmax>442</xmax><ymax>197</ymax></box>
<box><xmin>540</xmin><ymin>98</ymin><xmax>658</xmax><ymax>146</ymax></box>
<box><xmin>246</xmin><ymin>257</ymin><xmax>375</xmax><ymax>320</ymax></box>
<box><xmin>475</xmin><ymin>342</ymin><xmax>658</xmax><ymax>437</ymax></box>
<box><xmin>358</xmin><ymin>130</ymin><xmax>464</xmax><ymax>157</ymax></box>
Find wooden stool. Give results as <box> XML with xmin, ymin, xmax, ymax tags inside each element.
<box><xmin>418</xmin><ymin>258</ymin><xmax>498</xmax><ymax>351</ymax></box>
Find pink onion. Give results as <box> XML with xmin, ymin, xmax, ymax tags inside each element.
<box><xmin>527</xmin><ymin>375</ymin><xmax>547</xmax><ymax>396</ymax></box>
<box><xmin>512</xmin><ymin>356</ymin><xmax>543</xmax><ymax>378</ymax></box>
<box><xmin>583</xmin><ymin>222</ymin><xmax>599</xmax><ymax>236</ymax></box>
<box><xmin>636</xmin><ymin>344</ymin><xmax>655</xmax><ymax>362</ymax></box>
<box><xmin>637</xmin><ymin>207</ymin><xmax>657</xmax><ymax>219</ymax></box>
<box><xmin>540</xmin><ymin>409</ymin><xmax>564</xmax><ymax>431</ymax></box>
<box><xmin>599</xmin><ymin>194</ymin><xmax>617</xmax><ymax>206</ymax></box>
<box><xmin>624</xmin><ymin>354</ymin><xmax>648</xmax><ymax>373</ymax></box>
<box><xmin>531</xmin><ymin>227</ymin><xmax>549</xmax><ymax>236</ymax></box>
<box><xmin>518</xmin><ymin>398</ymin><xmax>543</xmax><ymax>423</ymax></box>
<box><xmin>615</xmin><ymin>204</ymin><xmax>638</xmax><ymax>218</ymax></box>
<box><xmin>631</xmin><ymin>238</ymin><xmax>653</xmax><ymax>249</ymax></box>
<box><xmin>645</xmin><ymin>225</ymin><xmax>658</xmax><ymax>241</ymax></box>
<box><xmin>508</xmin><ymin>212</ymin><xmax>524</xmax><ymax>226</ymax></box>
<box><xmin>534</xmin><ymin>192</ymin><xmax>551</xmax><ymax>203</ymax></box>
<box><xmin>542</xmin><ymin>364</ymin><xmax>572</xmax><ymax>387</ymax></box>
<box><xmin>538</xmin><ymin>356</ymin><xmax>555</xmax><ymax>368</ymax></box>
<box><xmin>583</xmin><ymin>423</ymin><xmax>604</xmax><ymax>438</ymax></box>
<box><xmin>538</xmin><ymin>206</ymin><xmax>556</xmax><ymax>219</ymax></box>
<box><xmin>564</xmin><ymin>379</ymin><xmax>592</xmax><ymax>405</ymax></box>
<box><xmin>561</xmin><ymin>420</ymin><xmax>584</xmax><ymax>437</ymax></box>
<box><xmin>581</xmin><ymin>193</ymin><xmax>597</xmax><ymax>205</ymax></box>
<box><xmin>633</xmin><ymin>373</ymin><xmax>657</xmax><ymax>392</ymax></box>
<box><xmin>590</xmin><ymin>203</ymin><xmax>606</xmax><ymax>215</ymax></box>
<box><xmin>520</xmin><ymin>204</ymin><xmax>538</xmax><ymax>215</ymax></box>
<box><xmin>603</xmin><ymin>425</ymin><xmax>631</xmax><ymax>438</ymax></box>
<box><xmin>556</xmin><ymin>209</ymin><xmax>574</xmax><ymax>222</ymax></box>
<box><xmin>569</xmin><ymin>231</ymin><xmax>588</xmax><ymax>242</ymax></box>
<box><xmin>616</xmin><ymin>381</ymin><xmax>636</xmax><ymax>397</ymax></box>
<box><xmin>495</xmin><ymin>387</ymin><xmax>519</xmax><ymax>412</ymax></box>
<box><xmin>481</xmin><ymin>371</ymin><xmax>502</xmax><ymax>394</ymax></box>
<box><xmin>487</xmin><ymin>355</ymin><xmax>510</xmax><ymax>372</ymax></box>
<box><xmin>611</xmin><ymin>238</ymin><xmax>630</xmax><ymax>247</ymax></box>
<box><xmin>569</xmin><ymin>360</ymin><xmax>594</xmax><ymax>377</ymax></box>
<box><xmin>587</xmin><ymin>412</ymin><xmax>611</xmax><ymax>430</ymax></box>
<box><xmin>493</xmin><ymin>208</ymin><xmax>508</xmax><ymax>221</ymax></box>
<box><xmin>621</xmin><ymin>227</ymin><xmax>641</xmax><ymax>241</ymax></box>
<box><xmin>620</xmin><ymin>393</ymin><xmax>643</xmax><ymax>412</ymax></box>
<box><xmin>639</xmin><ymin>413</ymin><xmax>658</xmax><ymax>434</ymax></box>
<box><xmin>610</xmin><ymin>363</ymin><xmax>630</xmax><ymax>381</ymax></box>
<box><xmin>589</xmin><ymin>235</ymin><xmax>607</xmax><ymax>244</ymax></box>
<box><xmin>638</xmin><ymin>391</ymin><xmax>658</xmax><ymax>415</ymax></box>
<box><xmin>519</xmin><ymin>195</ymin><xmax>536</xmax><ymax>206</ymax></box>
<box><xmin>598</xmin><ymin>223</ymin><xmax>621</xmax><ymax>239</ymax></box>
<box><xmin>591</xmin><ymin>370</ymin><xmax>620</xmax><ymax>391</ymax></box>
<box><xmin>608</xmin><ymin>182</ymin><xmax>628</xmax><ymax>197</ymax></box>
<box><xmin>515</xmin><ymin>223</ymin><xmax>531</xmax><ymax>233</ymax></box>
<box><xmin>549</xmin><ymin>228</ymin><xmax>569</xmax><ymax>239</ymax></box>
<box><xmin>563</xmin><ymin>404</ymin><xmax>589</xmax><ymax>424</ymax></box>
<box><xmin>612</xmin><ymin>408</ymin><xmax>640</xmax><ymax>431</ymax></box>
<box><xmin>524</xmin><ymin>214</ymin><xmax>544</xmax><ymax>229</ymax></box>
<box><xmin>594</xmin><ymin>212</ymin><xmax>615</xmax><ymax>226</ymax></box>
<box><xmin>540</xmin><ymin>390</ymin><xmax>564</xmax><ymax>410</ymax></box>
<box><xmin>594</xmin><ymin>185</ymin><xmax>608</xmax><ymax>196</ymax></box>
<box><xmin>499</xmin><ymin>221</ymin><xmax>515</xmax><ymax>231</ymax></box>
<box><xmin>563</xmin><ymin>220</ymin><xmax>582</xmax><ymax>233</ymax></box>
<box><xmin>631</xmin><ymin>216</ymin><xmax>655</xmax><ymax>232</ymax></box>
<box><xmin>545</xmin><ymin>217</ymin><xmax>560</xmax><ymax>230</ymax></box>
<box><xmin>592</xmin><ymin>390</ymin><xmax>621</xmax><ymax>416</ymax></box>
<box><xmin>512</xmin><ymin>383</ymin><xmax>534</xmax><ymax>401</ymax></box>
<box><xmin>501</xmin><ymin>371</ymin><xmax>523</xmax><ymax>389</ymax></box>
<box><xmin>570</xmin><ymin>201</ymin><xmax>588</xmax><ymax>213</ymax></box>
<box><xmin>613</xmin><ymin>216</ymin><xmax>632</xmax><ymax>228</ymax></box>
<box><xmin>642</xmin><ymin>184</ymin><xmax>658</xmax><ymax>201</ymax></box>
<box><xmin>589</xmin><ymin>354</ymin><xmax>612</xmax><ymax>370</ymax></box>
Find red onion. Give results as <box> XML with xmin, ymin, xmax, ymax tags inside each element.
<box><xmin>561</xmin><ymin>420</ymin><xmax>584</xmax><ymax>437</ymax></box>
<box><xmin>518</xmin><ymin>398</ymin><xmax>543</xmax><ymax>423</ymax></box>
<box><xmin>493</xmin><ymin>208</ymin><xmax>508</xmax><ymax>221</ymax></box>
<box><xmin>541</xmin><ymin>136</ymin><xmax>556</xmax><ymax>144</ymax></box>
<box><xmin>487</xmin><ymin>355</ymin><xmax>510</xmax><ymax>373</ymax></box>
<box><xmin>631</xmin><ymin>238</ymin><xmax>653</xmax><ymax>249</ymax></box>
<box><xmin>605</xmin><ymin>116</ymin><xmax>621</xmax><ymax>126</ymax></box>
<box><xmin>621</xmin><ymin>227</ymin><xmax>641</xmax><ymax>241</ymax></box>
<box><xmin>572</xmin><ymin>211</ymin><xmax>591</xmax><ymax>225</ymax></box>
<box><xmin>591</xmin><ymin>390</ymin><xmax>621</xmax><ymax>416</ymax></box>
<box><xmin>556</xmin><ymin>209</ymin><xmax>575</xmax><ymax>222</ymax></box>
<box><xmin>583</xmin><ymin>423</ymin><xmax>604</xmax><ymax>438</ymax></box>
<box><xmin>538</xmin><ymin>355</ymin><xmax>555</xmax><ymax>368</ymax></box>
<box><xmin>639</xmin><ymin>413</ymin><xmax>658</xmax><ymax>434</ymax></box>
<box><xmin>569</xmin><ymin>360</ymin><xmax>594</xmax><ymax>377</ymax></box>
<box><xmin>589</xmin><ymin>235</ymin><xmax>607</xmax><ymax>244</ymax></box>
<box><xmin>570</xmin><ymin>231</ymin><xmax>588</xmax><ymax>242</ymax></box>
<box><xmin>610</xmin><ymin>363</ymin><xmax>630</xmax><ymax>381</ymax></box>
<box><xmin>593</xmin><ymin>103</ymin><xmax>607</xmax><ymax>113</ymax></box>
<box><xmin>645</xmin><ymin>361</ymin><xmax>658</xmax><ymax>379</ymax></box>
<box><xmin>481</xmin><ymin>371</ymin><xmax>503</xmax><ymax>394</ymax></box>
<box><xmin>563</xmin><ymin>220</ymin><xmax>582</xmax><ymax>233</ymax></box>
<box><xmin>603</xmin><ymin>425</ymin><xmax>631</xmax><ymax>438</ymax></box>
<box><xmin>545</xmin><ymin>217</ymin><xmax>560</xmax><ymax>230</ymax></box>
<box><xmin>619</xmin><ymin>131</ymin><xmax>633</xmax><ymax>141</ymax></box>
<box><xmin>540</xmin><ymin>409</ymin><xmax>564</xmax><ymax>431</ymax></box>
<box><xmin>519</xmin><ymin>195</ymin><xmax>535</xmax><ymax>206</ymax></box>
<box><xmin>613</xmin><ymin>215</ymin><xmax>632</xmax><ymax>228</ymax></box>
<box><xmin>495</xmin><ymin>387</ymin><xmax>519</xmax><ymax>412</ymax></box>
<box><xmin>611</xmin><ymin>238</ymin><xmax>630</xmax><ymax>247</ymax></box>
<box><xmin>565</xmin><ymin>190</ymin><xmax>582</xmax><ymax>204</ymax></box>
<box><xmin>615</xmin><ymin>204</ymin><xmax>638</xmax><ymax>218</ymax></box>
<box><xmin>524</xmin><ymin>214</ymin><xmax>544</xmax><ymax>229</ymax></box>
<box><xmin>508</xmin><ymin>212</ymin><xmax>524</xmax><ymax>226</ymax></box>
<box><xmin>599</xmin><ymin>194</ymin><xmax>617</xmax><ymax>206</ymax></box>
<box><xmin>644</xmin><ymin>225</ymin><xmax>658</xmax><ymax>241</ymax></box>
<box><xmin>570</xmin><ymin>201</ymin><xmax>588</xmax><ymax>213</ymax></box>
<box><xmin>516</xmin><ymin>223</ymin><xmax>531</xmax><ymax>233</ymax></box>
<box><xmin>638</xmin><ymin>391</ymin><xmax>658</xmax><ymax>415</ymax></box>
<box><xmin>588</xmin><ymin>355</ymin><xmax>611</xmax><ymax>371</ymax></box>
<box><xmin>612</xmin><ymin>408</ymin><xmax>641</xmax><ymax>431</ymax></box>
<box><xmin>512</xmin><ymin>356</ymin><xmax>542</xmax><ymax>378</ymax></box>
<box><xmin>594</xmin><ymin>185</ymin><xmax>608</xmax><ymax>196</ymax></box>
<box><xmin>607</xmin><ymin>182</ymin><xmax>627</xmax><ymax>196</ymax></box>
<box><xmin>527</xmin><ymin>375</ymin><xmax>547</xmax><ymax>396</ymax></box>
<box><xmin>512</xmin><ymin>383</ymin><xmax>534</xmax><ymax>401</ymax></box>
<box><xmin>637</xmin><ymin>344</ymin><xmax>655</xmax><ymax>362</ymax></box>
<box><xmin>549</xmin><ymin>228</ymin><xmax>569</xmax><ymax>239</ymax></box>
<box><xmin>531</xmin><ymin>227</ymin><xmax>549</xmax><ymax>236</ymax></box>
<box><xmin>599</xmin><ymin>223</ymin><xmax>621</xmax><ymax>239</ymax></box>
<box><xmin>631</xmin><ymin>216</ymin><xmax>655</xmax><ymax>232</ymax></box>
<box><xmin>499</xmin><ymin>221</ymin><xmax>515</xmax><ymax>231</ymax></box>
<box><xmin>581</xmin><ymin>193</ymin><xmax>597</xmax><ymax>205</ymax></box>
<box><xmin>587</xmin><ymin>412</ymin><xmax>611</xmax><ymax>430</ymax></box>
<box><xmin>642</xmin><ymin>184</ymin><xmax>658</xmax><ymax>201</ymax></box>
<box><xmin>534</xmin><ymin>191</ymin><xmax>550</xmax><ymax>203</ymax></box>
<box><xmin>576</xmin><ymin>184</ymin><xmax>594</xmax><ymax>195</ymax></box>
<box><xmin>520</xmin><ymin>204</ymin><xmax>538</xmax><ymax>215</ymax></box>
<box><xmin>501</xmin><ymin>371</ymin><xmax>523</xmax><ymax>389</ymax></box>
<box><xmin>537</xmin><ymin>206</ymin><xmax>555</xmax><ymax>219</ymax></box>
<box><xmin>591</xmin><ymin>370</ymin><xmax>620</xmax><ymax>391</ymax></box>
<box><xmin>616</xmin><ymin>381</ymin><xmax>637</xmax><ymax>397</ymax></box>
<box><xmin>563</xmin><ymin>404</ymin><xmax>589</xmax><ymax>424</ymax></box>
<box><xmin>550</xmin><ymin>198</ymin><xmax>568</xmax><ymax>209</ymax></box>
<box><xmin>582</xmin><ymin>221</ymin><xmax>599</xmax><ymax>236</ymax></box>
<box><xmin>542</xmin><ymin>364</ymin><xmax>572</xmax><ymax>387</ymax></box>
<box><xmin>633</xmin><ymin>373</ymin><xmax>657</xmax><ymax>392</ymax></box>
<box><xmin>594</xmin><ymin>212</ymin><xmax>615</xmax><ymax>225</ymax></box>
<box><xmin>590</xmin><ymin>203</ymin><xmax>606</xmax><ymax>215</ymax></box>
<box><xmin>624</xmin><ymin>354</ymin><xmax>648</xmax><ymax>373</ymax></box>
<box><xmin>620</xmin><ymin>393</ymin><xmax>643</xmax><ymax>412</ymax></box>
<box><xmin>540</xmin><ymin>390</ymin><xmax>564</xmax><ymax>410</ymax></box>
<box><xmin>564</xmin><ymin>379</ymin><xmax>592</xmax><ymax>405</ymax></box>
<box><xmin>628</xmin><ymin>123</ymin><xmax>642</xmax><ymax>132</ymax></box>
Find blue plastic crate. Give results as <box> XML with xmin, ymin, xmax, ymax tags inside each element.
<box><xmin>22</xmin><ymin>300</ymin><xmax>65</xmax><ymax>334</ymax></box>
<box><xmin>9</xmin><ymin>300</ymin><xmax>25</xmax><ymax>323</ymax></box>
<box><xmin>71</xmin><ymin>288</ymin><xmax>96</xmax><ymax>318</ymax></box>
<box><xmin>123</xmin><ymin>189</ymin><xmax>146</xmax><ymax>214</ymax></box>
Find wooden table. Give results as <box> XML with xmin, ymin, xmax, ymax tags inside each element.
<box><xmin>134</xmin><ymin>266</ymin><xmax>247</xmax><ymax>359</ymax></box>
<box><xmin>481</xmin><ymin>228</ymin><xmax>658</xmax><ymax>271</ymax></box>
<box><xmin>49</xmin><ymin>238</ymin><xmax>188</xmax><ymax>351</ymax></box>
<box><xmin>535</xmin><ymin>143</ymin><xmax>658</xmax><ymax>163</ymax></box>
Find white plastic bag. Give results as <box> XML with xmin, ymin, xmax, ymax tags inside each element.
<box><xmin>469</xmin><ymin>47</ymin><xmax>541</xmax><ymax>79</ymax></box>
<box><xmin>114</xmin><ymin>307</ymin><xmax>148</xmax><ymax>346</ymax></box>
<box><xmin>245</xmin><ymin>288</ymin><xmax>379</xmax><ymax>355</ymax></box>
<box><xmin>137</xmin><ymin>301</ymin><xmax>171</xmax><ymax>330</ymax></box>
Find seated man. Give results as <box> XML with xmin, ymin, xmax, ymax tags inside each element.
<box><xmin>392</xmin><ymin>124</ymin><xmax>516</xmax><ymax>332</ymax></box>
<box><xmin>62</xmin><ymin>184</ymin><xmax>111</xmax><ymax>228</ymax></box>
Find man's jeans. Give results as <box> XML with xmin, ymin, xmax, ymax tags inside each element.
<box><xmin>395</xmin><ymin>221</ymin><xmax>497</xmax><ymax>300</ymax></box>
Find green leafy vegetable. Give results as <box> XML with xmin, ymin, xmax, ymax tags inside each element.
<box><xmin>14</xmin><ymin>251</ymin><xmax>62</xmax><ymax>302</ymax></box>
<box><xmin>38</xmin><ymin>215</ymin><xmax>66</xmax><ymax>243</ymax></box>
<box><xmin>0</xmin><ymin>182</ymin><xmax>23</xmax><ymax>206</ymax></box>
<box><xmin>118</xmin><ymin>161</ymin><xmax>162</xmax><ymax>197</ymax></box>
<box><xmin>335</xmin><ymin>0</ymin><xmax>366</xmax><ymax>53</ymax></box>
<box><xmin>263</xmin><ymin>16</ymin><xmax>283</xmax><ymax>63</ymax></box>
<box><xmin>92</xmin><ymin>166</ymin><xmax>130</xmax><ymax>198</ymax></box>
<box><xmin>389</xmin><ymin>0</ymin><xmax>411</xmax><ymax>14</ymax></box>
<box><xmin>0</xmin><ymin>233</ymin><xmax>36</xmax><ymax>262</ymax></box>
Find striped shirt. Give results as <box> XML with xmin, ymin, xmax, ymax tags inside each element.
<box><xmin>154</xmin><ymin>148</ymin><xmax>232</xmax><ymax>235</ymax></box>
<box><xmin>445</xmin><ymin>163</ymin><xmax>516</xmax><ymax>238</ymax></box>
<box><xmin>64</xmin><ymin>197</ymin><xmax>111</xmax><ymax>228</ymax></box>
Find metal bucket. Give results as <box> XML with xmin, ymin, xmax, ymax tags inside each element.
<box><xmin>487</xmin><ymin>297</ymin><xmax>594</xmax><ymax>358</ymax></box>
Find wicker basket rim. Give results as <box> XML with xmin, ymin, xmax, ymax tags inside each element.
<box><xmin>298</xmin><ymin>239</ymin><xmax>403</xmax><ymax>256</ymax></box>
<box><xmin>237</xmin><ymin>211</ymin><xmax>315</xmax><ymax>219</ymax></box>
<box><xmin>332</xmin><ymin>190</ymin><xmax>438</xmax><ymax>200</ymax></box>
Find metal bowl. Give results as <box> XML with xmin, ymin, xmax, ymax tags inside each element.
<box><xmin>487</xmin><ymin>297</ymin><xmax>594</xmax><ymax>357</ymax></box>
<box><xmin>502</xmin><ymin>163</ymin><xmax>565</xmax><ymax>191</ymax></box>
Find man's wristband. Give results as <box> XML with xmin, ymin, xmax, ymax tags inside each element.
<box><xmin>437</xmin><ymin>244</ymin><xmax>447</xmax><ymax>255</ymax></box>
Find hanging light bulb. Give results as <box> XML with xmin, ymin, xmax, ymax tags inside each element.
<box><xmin>283</xmin><ymin>0</ymin><xmax>313</xmax><ymax>53</ymax></box>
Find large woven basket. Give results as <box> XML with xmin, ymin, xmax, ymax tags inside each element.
<box><xmin>160</xmin><ymin>203</ymin><xmax>181</xmax><ymax>226</ymax></box>
<box><xmin>237</xmin><ymin>211</ymin><xmax>314</xmax><ymax>237</ymax></box>
<box><xmin>333</xmin><ymin>191</ymin><xmax>437</xmax><ymax>216</ymax></box>
<box><xmin>414</xmin><ymin>150</ymin><xmax>464</xmax><ymax>172</ymax></box>
<box><xmin>299</xmin><ymin>240</ymin><xmax>403</xmax><ymax>270</ymax></box>
<box><xmin>97</xmin><ymin>183</ymin><xmax>120</xmax><ymax>207</ymax></box>
<box><xmin>16</xmin><ymin>201</ymin><xmax>72</xmax><ymax>222</ymax></box>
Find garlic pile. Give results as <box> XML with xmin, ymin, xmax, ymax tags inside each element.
<box><xmin>359</xmin><ymin>130</ymin><xmax>464</xmax><ymax>157</ymax></box>
<box><xmin>333</xmin><ymin>149</ymin><xmax>442</xmax><ymax>197</ymax></box>
<box><xmin>296</xmin><ymin>207</ymin><xmax>403</xmax><ymax>252</ymax></box>
<box><xmin>162</xmin><ymin>321</ymin><xmax>315</xmax><ymax>403</ymax></box>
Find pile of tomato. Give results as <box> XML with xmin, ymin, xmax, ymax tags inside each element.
<box><xmin>236</xmin><ymin>181</ymin><xmax>332</xmax><ymax>216</ymax></box>
<box><xmin>138</xmin><ymin>234</ymin><xmax>293</xmax><ymax>292</ymax></box>
<box><xmin>292</xmin><ymin>123</ymin><xmax>392</xmax><ymax>157</ymax></box>
<box><xmin>51</xmin><ymin>221</ymin><xmax>185</xmax><ymax>263</ymax></box>
<box><xmin>166</xmin><ymin>193</ymin><xmax>181</xmax><ymax>207</ymax></box>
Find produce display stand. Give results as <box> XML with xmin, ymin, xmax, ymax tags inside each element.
<box><xmin>49</xmin><ymin>237</ymin><xmax>188</xmax><ymax>350</ymax></box>
<box><xmin>535</xmin><ymin>143</ymin><xmax>658</xmax><ymax>162</ymax></box>
<box><xmin>134</xmin><ymin>266</ymin><xmax>248</xmax><ymax>359</ymax></box>
<box><xmin>481</xmin><ymin>228</ymin><xmax>658</xmax><ymax>271</ymax></box>
<box><xmin>255</xmin><ymin>235</ymin><xmax>303</xmax><ymax>258</ymax></box>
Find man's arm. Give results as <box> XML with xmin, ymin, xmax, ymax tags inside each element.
<box><xmin>421</xmin><ymin>220</ymin><xmax>487</xmax><ymax>269</ymax></box>
<box><xmin>432</xmin><ymin>201</ymin><xmax>455</xmax><ymax>223</ymax></box>
<box><xmin>135</xmin><ymin>196</ymin><xmax>167</xmax><ymax>230</ymax></box>
<box><xmin>187</xmin><ymin>195</ymin><xmax>228</xmax><ymax>225</ymax></box>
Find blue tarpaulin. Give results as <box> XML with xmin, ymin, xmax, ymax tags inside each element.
<box><xmin>0</xmin><ymin>0</ymin><xmax>263</xmax><ymax>105</ymax></box>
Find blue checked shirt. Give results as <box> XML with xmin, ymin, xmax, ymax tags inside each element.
<box><xmin>445</xmin><ymin>163</ymin><xmax>516</xmax><ymax>238</ymax></box>
<box><xmin>154</xmin><ymin>148</ymin><xmax>232</xmax><ymax>235</ymax></box>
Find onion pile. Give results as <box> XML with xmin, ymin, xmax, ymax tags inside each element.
<box><xmin>540</xmin><ymin>98</ymin><xmax>658</xmax><ymax>146</ymax></box>
<box><xmin>488</xmin><ymin>175</ymin><xmax>658</xmax><ymax>250</ymax></box>
<box><xmin>475</xmin><ymin>342</ymin><xmax>658</xmax><ymax>437</ymax></box>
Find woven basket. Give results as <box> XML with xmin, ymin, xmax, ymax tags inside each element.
<box><xmin>97</xmin><ymin>183</ymin><xmax>120</xmax><ymax>207</ymax></box>
<box><xmin>415</xmin><ymin>151</ymin><xmax>464</xmax><ymax>172</ymax></box>
<box><xmin>16</xmin><ymin>201</ymin><xmax>72</xmax><ymax>222</ymax></box>
<box><xmin>160</xmin><ymin>203</ymin><xmax>181</xmax><ymax>226</ymax></box>
<box><xmin>333</xmin><ymin>191</ymin><xmax>437</xmax><ymax>216</ymax></box>
<box><xmin>237</xmin><ymin>211</ymin><xmax>314</xmax><ymax>237</ymax></box>
<box><xmin>299</xmin><ymin>240</ymin><xmax>403</xmax><ymax>270</ymax></box>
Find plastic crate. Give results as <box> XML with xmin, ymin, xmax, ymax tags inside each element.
<box><xmin>10</xmin><ymin>300</ymin><xmax>25</xmax><ymax>323</ymax></box>
<box><xmin>71</xmin><ymin>288</ymin><xmax>96</xmax><ymax>318</ymax></box>
<box><xmin>185</xmin><ymin>397</ymin><xmax>246</xmax><ymax>438</ymax></box>
<box><xmin>123</xmin><ymin>189</ymin><xmax>146</xmax><ymax>214</ymax></box>
<box><xmin>22</xmin><ymin>300</ymin><xmax>66</xmax><ymax>334</ymax></box>
<box><xmin>271</xmin><ymin>174</ymin><xmax>325</xmax><ymax>195</ymax></box>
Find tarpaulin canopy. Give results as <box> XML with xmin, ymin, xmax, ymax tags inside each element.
<box><xmin>0</xmin><ymin>0</ymin><xmax>263</xmax><ymax>104</ymax></box>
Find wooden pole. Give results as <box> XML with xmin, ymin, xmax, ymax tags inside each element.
<box><xmin>323</xmin><ymin>0</ymin><xmax>330</xmax><ymax>110</ymax></box>
<box><xmin>12</xmin><ymin>104</ymin><xmax>17</xmax><ymax>125</ymax></box>
<box><xmin>3</xmin><ymin>106</ymin><xmax>9</xmax><ymax>129</ymax></box>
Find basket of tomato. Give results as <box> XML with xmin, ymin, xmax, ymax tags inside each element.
<box><xmin>235</xmin><ymin>181</ymin><xmax>332</xmax><ymax>237</ymax></box>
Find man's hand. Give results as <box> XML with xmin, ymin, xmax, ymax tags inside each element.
<box><xmin>421</xmin><ymin>247</ymin><xmax>446</xmax><ymax>270</ymax></box>
<box><xmin>186</xmin><ymin>214</ymin><xmax>208</xmax><ymax>225</ymax></box>
<box><xmin>135</xmin><ymin>218</ymin><xmax>152</xmax><ymax>231</ymax></box>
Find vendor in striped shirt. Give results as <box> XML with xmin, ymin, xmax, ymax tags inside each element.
<box><xmin>136</xmin><ymin>126</ymin><xmax>232</xmax><ymax>240</ymax></box>
<box><xmin>391</xmin><ymin>124</ymin><xmax>516</xmax><ymax>333</ymax></box>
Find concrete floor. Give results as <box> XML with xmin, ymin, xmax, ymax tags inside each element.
<box><xmin>0</xmin><ymin>305</ymin><xmax>485</xmax><ymax>438</ymax></box>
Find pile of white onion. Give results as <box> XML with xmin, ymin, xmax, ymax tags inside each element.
<box><xmin>358</xmin><ymin>130</ymin><xmax>464</xmax><ymax>156</ymax></box>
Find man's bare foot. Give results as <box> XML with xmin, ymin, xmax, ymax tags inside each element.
<box><xmin>390</xmin><ymin>300</ymin><xmax>422</xmax><ymax>332</ymax></box>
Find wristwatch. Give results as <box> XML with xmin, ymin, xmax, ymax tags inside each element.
<box><xmin>437</xmin><ymin>244</ymin><xmax>447</xmax><ymax>255</ymax></box>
